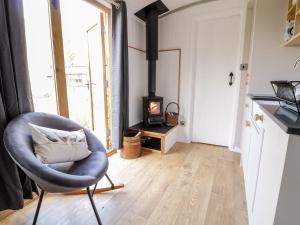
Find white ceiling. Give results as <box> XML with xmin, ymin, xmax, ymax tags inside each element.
<box><xmin>125</xmin><ymin>0</ymin><xmax>205</xmax><ymax>17</ymax></box>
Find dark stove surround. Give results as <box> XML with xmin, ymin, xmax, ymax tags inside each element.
<box><xmin>135</xmin><ymin>1</ymin><xmax>169</xmax><ymax>126</ymax></box>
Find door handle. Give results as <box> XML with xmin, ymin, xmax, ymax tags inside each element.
<box><xmin>229</xmin><ymin>72</ymin><xmax>234</xmax><ymax>86</ymax></box>
<box><xmin>84</xmin><ymin>82</ymin><xmax>90</xmax><ymax>90</ymax></box>
<box><xmin>255</xmin><ymin>114</ymin><xmax>264</xmax><ymax>122</ymax></box>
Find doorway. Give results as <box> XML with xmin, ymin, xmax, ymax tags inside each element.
<box><xmin>23</xmin><ymin>0</ymin><xmax>112</xmax><ymax>150</ymax></box>
<box><xmin>60</xmin><ymin>0</ymin><xmax>110</xmax><ymax>149</ymax></box>
<box><xmin>86</xmin><ymin>19</ymin><xmax>110</xmax><ymax>149</ymax></box>
<box><xmin>192</xmin><ymin>15</ymin><xmax>241</xmax><ymax>147</ymax></box>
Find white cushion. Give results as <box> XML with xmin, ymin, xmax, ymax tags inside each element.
<box><xmin>28</xmin><ymin>123</ymin><xmax>91</xmax><ymax>164</ymax></box>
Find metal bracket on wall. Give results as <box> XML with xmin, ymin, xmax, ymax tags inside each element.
<box><xmin>240</xmin><ymin>63</ymin><xmax>248</xmax><ymax>71</ymax></box>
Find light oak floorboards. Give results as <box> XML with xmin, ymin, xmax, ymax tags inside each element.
<box><xmin>0</xmin><ymin>143</ymin><xmax>248</xmax><ymax>225</ymax></box>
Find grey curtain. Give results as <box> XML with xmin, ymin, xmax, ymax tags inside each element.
<box><xmin>0</xmin><ymin>0</ymin><xmax>36</xmax><ymax>210</ymax></box>
<box><xmin>112</xmin><ymin>1</ymin><xmax>129</xmax><ymax>149</ymax></box>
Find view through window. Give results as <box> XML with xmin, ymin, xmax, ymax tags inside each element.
<box><xmin>23</xmin><ymin>0</ymin><xmax>58</xmax><ymax>114</ymax></box>
<box><xmin>60</xmin><ymin>0</ymin><xmax>108</xmax><ymax>147</ymax></box>
<box><xmin>23</xmin><ymin>0</ymin><xmax>111</xmax><ymax>150</ymax></box>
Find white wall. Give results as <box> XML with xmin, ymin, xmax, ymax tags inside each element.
<box><xmin>248</xmin><ymin>0</ymin><xmax>300</xmax><ymax>95</ymax></box>
<box><xmin>157</xmin><ymin>50</ymin><xmax>180</xmax><ymax>112</ymax></box>
<box><xmin>128</xmin><ymin>48</ymin><xmax>147</xmax><ymax>126</ymax></box>
<box><xmin>233</xmin><ymin>5</ymin><xmax>255</xmax><ymax>149</ymax></box>
<box><xmin>158</xmin><ymin>0</ymin><xmax>248</xmax><ymax>143</ymax></box>
<box><xmin>104</xmin><ymin>0</ymin><xmax>299</xmax><ymax>150</ymax></box>
<box><xmin>100</xmin><ymin>0</ymin><xmax>253</xmax><ymax>148</ymax></box>
<box><xmin>126</xmin><ymin>7</ymin><xmax>147</xmax><ymax>126</ymax></box>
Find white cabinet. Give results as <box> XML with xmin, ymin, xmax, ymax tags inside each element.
<box><xmin>240</xmin><ymin>98</ymin><xmax>266</xmax><ymax>225</ymax></box>
<box><xmin>245</xmin><ymin>124</ymin><xmax>264</xmax><ymax>225</ymax></box>
<box><xmin>240</xmin><ymin>99</ymin><xmax>300</xmax><ymax>225</ymax></box>
<box><xmin>252</xmin><ymin>114</ymin><xmax>289</xmax><ymax>225</ymax></box>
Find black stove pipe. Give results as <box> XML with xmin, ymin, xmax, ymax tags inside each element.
<box><xmin>146</xmin><ymin>8</ymin><xmax>158</xmax><ymax>97</ymax></box>
<box><xmin>135</xmin><ymin>1</ymin><xmax>169</xmax><ymax>97</ymax></box>
<box><xmin>148</xmin><ymin>60</ymin><xmax>156</xmax><ymax>97</ymax></box>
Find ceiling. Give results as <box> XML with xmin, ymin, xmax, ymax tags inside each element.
<box><xmin>125</xmin><ymin>0</ymin><xmax>206</xmax><ymax>17</ymax></box>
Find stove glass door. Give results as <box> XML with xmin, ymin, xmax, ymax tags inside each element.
<box><xmin>149</xmin><ymin>101</ymin><xmax>161</xmax><ymax>115</ymax></box>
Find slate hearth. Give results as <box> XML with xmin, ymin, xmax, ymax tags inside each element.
<box><xmin>130</xmin><ymin>122</ymin><xmax>174</xmax><ymax>134</ymax></box>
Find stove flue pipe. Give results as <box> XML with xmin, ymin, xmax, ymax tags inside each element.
<box><xmin>146</xmin><ymin>8</ymin><xmax>158</xmax><ymax>97</ymax></box>
<box><xmin>135</xmin><ymin>1</ymin><xmax>169</xmax><ymax>97</ymax></box>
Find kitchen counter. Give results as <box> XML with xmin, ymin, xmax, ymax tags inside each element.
<box><xmin>247</xmin><ymin>94</ymin><xmax>300</xmax><ymax>135</ymax></box>
<box><xmin>247</xmin><ymin>93</ymin><xmax>278</xmax><ymax>101</ymax></box>
<box><xmin>259</xmin><ymin>104</ymin><xmax>300</xmax><ymax>135</ymax></box>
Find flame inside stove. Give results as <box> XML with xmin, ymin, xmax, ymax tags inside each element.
<box><xmin>149</xmin><ymin>101</ymin><xmax>160</xmax><ymax>115</ymax></box>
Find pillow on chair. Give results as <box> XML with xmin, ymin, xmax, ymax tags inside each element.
<box><xmin>28</xmin><ymin>123</ymin><xmax>91</xmax><ymax>164</ymax></box>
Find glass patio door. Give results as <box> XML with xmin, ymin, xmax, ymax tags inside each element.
<box><xmin>87</xmin><ymin>20</ymin><xmax>108</xmax><ymax>149</ymax></box>
<box><xmin>23</xmin><ymin>0</ymin><xmax>112</xmax><ymax>150</ymax></box>
<box><xmin>60</xmin><ymin>0</ymin><xmax>109</xmax><ymax>149</ymax></box>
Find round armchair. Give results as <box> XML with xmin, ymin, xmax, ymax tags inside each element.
<box><xmin>3</xmin><ymin>112</ymin><xmax>110</xmax><ymax>225</ymax></box>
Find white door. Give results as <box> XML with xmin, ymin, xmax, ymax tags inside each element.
<box><xmin>192</xmin><ymin>15</ymin><xmax>241</xmax><ymax>146</ymax></box>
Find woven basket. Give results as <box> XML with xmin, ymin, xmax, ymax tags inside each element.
<box><xmin>122</xmin><ymin>130</ymin><xmax>142</xmax><ymax>159</ymax></box>
<box><xmin>165</xmin><ymin>102</ymin><xmax>180</xmax><ymax>126</ymax></box>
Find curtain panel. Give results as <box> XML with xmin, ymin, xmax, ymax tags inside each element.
<box><xmin>0</xmin><ymin>0</ymin><xmax>36</xmax><ymax>210</ymax></box>
<box><xmin>111</xmin><ymin>1</ymin><xmax>129</xmax><ymax>150</ymax></box>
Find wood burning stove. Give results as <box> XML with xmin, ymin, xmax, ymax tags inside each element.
<box><xmin>143</xmin><ymin>96</ymin><xmax>164</xmax><ymax>126</ymax></box>
<box><xmin>136</xmin><ymin>0</ymin><xmax>169</xmax><ymax>126</ymax></box>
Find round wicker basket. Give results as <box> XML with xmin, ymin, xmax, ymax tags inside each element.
<box><xmin>165</xmin><ymin>102</ymin><xmax>180</xmax><ymax>126</ymax></box>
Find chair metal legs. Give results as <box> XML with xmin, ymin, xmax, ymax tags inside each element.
<box><xmin>92</xmin><ymin>173</ymin><xmax>115</xmax><ymax>196</ymax></box>
<box><xmin>32</xmin><ymin>175</ymin><xmax>114</xmax><ymax>225</ymax></box>
<box><xmin>32</xmin><ymin>189</ymin><xmax>44</xmax><ymax>225</ymax></box>
<box><xmin>87</xmin><ymin>187</ymin><xmax>102</xmax><ymax>225</ymax></box>
<box><xmin>92</xmin><ymin>182</ymin><xmax>98</xmax><ymax>196</ymax></box>
<box><xmin>32</xmin><ymin>188</ymin><xmax>102</xmax><ymax>225</ymax></box>
<box><xmin>105</xmin><ymin>174</ymin><xmax>115</xmax><ymax>190</ymax></box>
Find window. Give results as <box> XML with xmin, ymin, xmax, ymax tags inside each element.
<box><xmin>23</xmin><ymin>0</ymin><xmax>58</xmax><ymax>114</ymax></box>
<box><xmin>23</xmin><ymin>0</ymin><xmax>112</xmax><ymax>150</ymax></box>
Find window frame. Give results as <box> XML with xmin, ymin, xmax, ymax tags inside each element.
<box><xmin>46</xmin><ymin>0</ymin><xmax>114</xmax><ymax>153</ymax></box>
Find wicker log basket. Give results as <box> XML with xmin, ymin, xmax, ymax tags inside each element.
<box><xmin>122</xmin><ymin>130</ymin><xmax>142</xmax><ymax>159</ymax></box>
<box><xmin>165</xmin><ymin>102</ymin><xmax>180</xmax><ymax>126</ymax></box>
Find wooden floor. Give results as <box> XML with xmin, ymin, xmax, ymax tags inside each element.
<box><xmin>0</xmin><ymin>143</ymin><xmax>248</xmax><ymax>225</ymax></box>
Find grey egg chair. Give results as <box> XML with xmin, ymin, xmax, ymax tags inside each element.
<box><xmin>3</xmin><ymin>112</ymin><xmax>114</xmax><ymax>225</ymax></box>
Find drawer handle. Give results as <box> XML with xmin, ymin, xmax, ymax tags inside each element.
<box><xmin>246</xmin><ymin>120</ymin><xmax>251</xmax><ymax>127</ymax></box>
<box><xmin>255</xmin><ymin>114</ymin><xmax>264</xmax><ymax>122</ymax></box>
